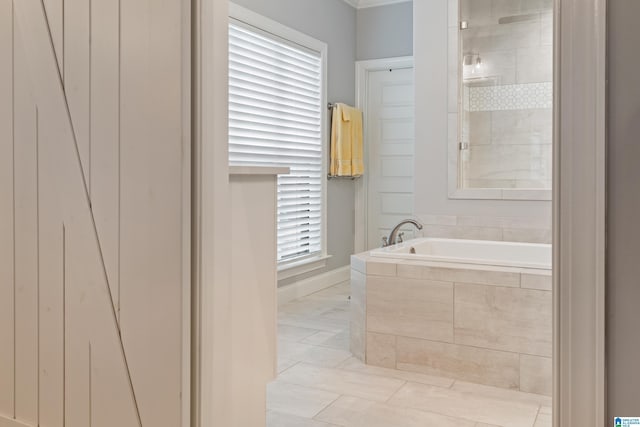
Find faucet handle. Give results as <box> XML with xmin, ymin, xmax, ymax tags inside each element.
<box><xmin>382</xmin><ymin>237</ymin><xmax>388</xmax><ymax>247</ymax></box>
<box><xmin>398</xmin><ymin>232</ymin><xmax>405</xmax><ymax>243</ymax></box>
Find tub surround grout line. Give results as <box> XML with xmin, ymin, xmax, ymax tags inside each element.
<box><xmin>382</xmin><ymin>331</ymin><xmax>552</xmax><ymax>359</ymax></box>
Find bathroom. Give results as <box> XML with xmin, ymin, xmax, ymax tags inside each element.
<box><xmin>227</xmin><ymin>0</ymin><xmax>553</xmax><ymax>425</ymax></box>
<box><xmin>3</xmin><ymin>0</ymin><xmax>626</xmax><ymax>424</ymax></box>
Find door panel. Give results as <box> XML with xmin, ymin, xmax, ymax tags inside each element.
<box><xmin>1</xmin><ymin>0</ymin><xmax>188</xmax><ymax>425</ymax></box>
<box><xmin>366</xmin><ymin>68</ymin><xmax>415</xmax><ymax>249</ymax></box>
<box><xmin>12</xmin><ymin>30</ymin><xmax>39</xmax><ymax>424</ymax></box>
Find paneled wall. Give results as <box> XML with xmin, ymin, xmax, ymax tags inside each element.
<box><xmin>0</xmin><ymin>0</ymin><xmax>189</xmax><ymax>426</ymax></box>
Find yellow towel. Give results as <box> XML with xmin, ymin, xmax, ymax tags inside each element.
<box><xmin>330</xmin><ymin>103</ymin><xmax>364</xmax><ymax>177</ymax></box>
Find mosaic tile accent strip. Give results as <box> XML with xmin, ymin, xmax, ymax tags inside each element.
<box><xmin>467</xmin><ymin>82</ymin><xmax>553</xmax><ymax>112</ymax></box>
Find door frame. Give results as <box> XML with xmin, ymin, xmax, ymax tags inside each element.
<box><xmin>554</xmin><ymin>0</ymin><xmax>607</xmax><ymax>424</ymax></box>
<box><xmin>191</xmin><ymin>0</ymin><xmax>607</xmax><ymax>424</ymax></box>
<box><xmin>354</xmin><ymin>56</ymin><xmax>414</xmax><ymax>253</ymax></box>
<box><xmin>191</xmin><ymin>0</ymin><xmax>232</xmax><ymax>426</ymax></box>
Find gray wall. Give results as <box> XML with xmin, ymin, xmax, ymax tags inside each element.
<box><xmin>231</xmin><ymin>0</ymin><xmax>357</xmax><ymax>284</ymax></box>
<box><xmin>607</xmin><ymin>0</ymin><xmax>640</xmax><ymax>416</ymax></box>
<box><xmin>356</xmin><ymin>2</ymin><xmax>413</xmax><ymax>60</ymax></box>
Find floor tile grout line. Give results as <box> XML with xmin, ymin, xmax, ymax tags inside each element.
<box><xmin>383</xmin><ymin>379</ymin><xmax>408</xmax><ymax>404</ymax></box>
<box><xmin>532</xmin><ymin>403</ymin><xmax>542</xmax><ymax>427</ymax></box>
<box><xmin>309</xmin><ymin>393</ymin><xmax>342</xmax><ymax>421</ymax></box>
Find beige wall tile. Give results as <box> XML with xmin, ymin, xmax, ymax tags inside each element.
<box><xmin>367</xmin><ymin>276</ymin><xmax>454</xmax><ymax>343</ymax></box>
<box><xmin>366</xmin><ymin>332</ymin><xmax>396</xmax><ymax>369</ymax></box>
<box><xmin>423</xmin><ymin>224</ymin><xmax>504</xmax><ymax>241</ymax></box>
<box><xmin>520</xmin><ymin>354</ymin><xmax>552</xmax><ymax>396</ymax></box>
<box><xmin>397</xmin><ymin>264</ymin><xmax>423</xmax><ymax>279</ymax></box>
<box><xmin>454</xmin><ymin>283</ymin><xmax>552</xmax><ymax>357</ymax></box>
<box><xmin>396</xmin><ymin>337</ymin><xmax>520</xmax><ymax>389</ymax></box>
<box><xmin>388</xmin><ymin>382</ymin><xmax>539</xmax><ymax>427</ymax></box>
<box><xmin>367</xmin><ymin>261</ymin><xmax>397</xmax><ymax>277</ymax></box>
<box><xmin>521</xmin><ymin>273</ymin><xmax>552</xmax><ymax>291</ymax></box>
<box><xmin>350</xmin><ymin>270</ymin><xmax>366</xmax><ymax>360</ymax></box>
<box><xmin>503</xmin><ymin>228</ymin><xmax>552</xmax><ymax>244</ymax></box>
<box><xmin>422</xmin><ymin>266</ymin><xmax>521</xmax><ymax>288</ymax></box>
<box><xmin>416</xmin><ymin>214</ymin><xmax>458</xmax><ymax>226</ymax></box>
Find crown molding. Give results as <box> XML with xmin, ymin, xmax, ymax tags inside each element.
<box><xmin>343</xmin><ymin>0</ymin><xmax>411</xmax><ymax>10</ymax></box>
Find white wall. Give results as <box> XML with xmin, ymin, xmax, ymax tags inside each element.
<box><xmin>413</xmin><ymin>0</ymin><xmax>551</xmax><ymax>240</ymax></box>
<box><xmin>231</xmin><ymin>0</ymin><xmax>358</xmax><ymax>285</ymax></box>
<box><xmin>356</xmin><ymin>2</ymin><xmax>413</xmax><ymax>60</ymax></box>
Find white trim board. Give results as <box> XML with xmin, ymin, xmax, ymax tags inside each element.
<box><xmin>278</xmin><ymin>266</ymin><xmax>351</xmax><ymax>305</ymax></box>
<box><xmin>354</xmin><ymin>56</ymin><xmax>414</xmax><ymax>254</ymax></box>
<box><xmin>554</xmin><ymin>0</ymin><xmax>606</xmax><ymax>425</ymax></box>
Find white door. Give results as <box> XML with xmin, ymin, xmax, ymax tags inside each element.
<box><xmin>365</xmin><ymin>67</ymin><xmax>415</xmax><ymax>249</ymax></box>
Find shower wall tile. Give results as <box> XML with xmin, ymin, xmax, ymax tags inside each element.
<box><xmin>415</xmin><ymin>213</ymin><xmax>552</xmax><ymax>244</ymax></box>
<box><xmin>491</xmin><ymin>109</ymin><xmax>553</xmax><ymax>145</ymax></box>
<box><xmin>540</xmin><ymin>12</ymin><xmax>553</xmax><ymax>45</ymax></box>
<box><xmin>422</xmin><ymin>224</ymin><xmax>503</xmax><ymax>241</ymax></box>
<box><xmin>502</xmin><ymin>227</ymin><xmax>552</xmax><ymax>244</ymax></box>
<box><xmin>466</xmin><ymin>144</ymin><xmax>552</xmax><ymax>182</ymax></box>
<box><xmin>516</xmin><ymin>45</ymin><xmax>553</xmax><ymax>84</ymax></box>
<box><xmin>469</xmin><ymin>111</ymin><xmax>492</xmax><ymax>145</ymax></box>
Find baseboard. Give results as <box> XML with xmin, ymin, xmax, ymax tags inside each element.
<box><xmin>278</xmin><ymin>265</ymin><xmax>350</xmax><ymax>305</ymax></box>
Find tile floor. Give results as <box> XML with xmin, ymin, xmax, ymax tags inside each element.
<box><xmin>268</xmin><ymin>281</ymin><xmax>552</xmax><ymax>427</ymax></box>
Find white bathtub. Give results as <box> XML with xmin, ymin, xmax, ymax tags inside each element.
<box><xmin>370</xmin><ymin>237</ymin><xmax>551</xmax><ymax>270</ymax></box>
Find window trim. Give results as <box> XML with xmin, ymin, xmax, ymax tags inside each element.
<box><xmin>229</xmin><ymin>3</ymin><xmax>329</xmax><ymax>270</ymax></box>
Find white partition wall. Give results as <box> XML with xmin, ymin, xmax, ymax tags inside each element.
<box><xmin>229</xmin><ymin>167</ymin><xmax>288</xmax><ymax>426</ymax></box>
<box><xmin>0</xmin><ymin>0</ymin><xmax>190</xmax><ymax>426</ymax></box>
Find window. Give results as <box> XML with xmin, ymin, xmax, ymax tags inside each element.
<box><xmin>228</xmin><ymin>6</ymin><xmax>328</xmax><ymax>269</ymax></box>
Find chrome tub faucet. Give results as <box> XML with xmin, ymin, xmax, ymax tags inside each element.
<box><xmin>383</xmin><ymin>219</ymin><xmax>424</xmax><ymax>247</ymax></box>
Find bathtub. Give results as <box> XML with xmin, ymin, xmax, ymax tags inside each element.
<box><xmin>369</xmin><ymin>237</ymin><xmax>551</xmax><ymax>270</ymax></box>
<box><xmin>351</xmin><ymin>237</ymin><xmax>553</xmax><ymax>395</ymax></box>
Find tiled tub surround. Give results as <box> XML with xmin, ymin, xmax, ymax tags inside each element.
<box><xmin>350</xmin><ymin>248</ymin><xmax>552</xmax><ymax>396</ymax></box>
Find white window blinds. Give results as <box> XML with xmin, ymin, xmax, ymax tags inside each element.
<box><xmin>228</xmin><ymin>21</ymin><xmax>325</xmax><ymax>263</ymax></box>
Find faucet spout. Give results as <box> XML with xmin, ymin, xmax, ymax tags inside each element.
<box><xmin>386</xmin><ymin>219</ymin><xmax>423</xmax><ymax>247</ymax></box>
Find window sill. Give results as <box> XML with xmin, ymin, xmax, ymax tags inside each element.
<box><xmin>278</xmin><ymin>254</ymin><xmax>332</xmax><ymax>281</ymax></box>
